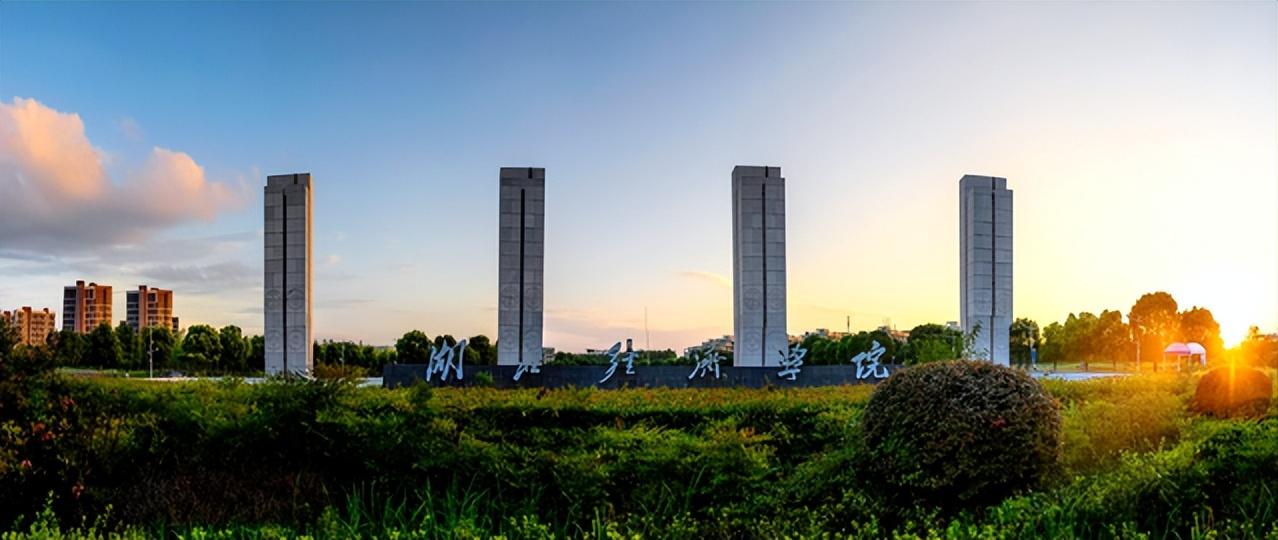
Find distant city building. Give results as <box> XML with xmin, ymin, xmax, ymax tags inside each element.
<box><xmin>684</xmin><ymin>335</ymin><xmax>734</xmax><ymax>358</ymax></box>
<box><xmin>801</xmin><ymin>328</ymin><xmax>853</xmax><ymax>342</ymax></box>
<box><xmin>732</xmin><ymin>165</ymin><xmax>788</xmax><ymax>367</ymax></box>
<box><xmin>876</xmin><ymin>325</ymin><xmax>911</xmax><ymax>342</ymax></box>
<box><xmin>126</xmin><ymin>285</ymin><xmax>177</xmax><ymax>332</ymax></box>
<box><xmin>959</xmin><ymin>174</ymin><xmax>1013</xmax><ymax>366</ymax></box>
<box><xmin>264</xmin><ymin>173</ymin><xmax>314</xmax><ymax>375</ymax></box>
<box><xmin>2</xmin><ymin>307</ymin><xmax>56</xmax><ymax>346</ymax></box>
<box><xmin>62</xmin><ymin>280</ymin><xmax>113</xmax><ymax>333</ymax></box>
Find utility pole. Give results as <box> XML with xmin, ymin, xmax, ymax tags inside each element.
<box><xmin>147</xmin><ymin>328</ymin><xmax>154</xmax><ymax>378</ymax></box>
<box><xmin>644</xmin><ymin>307</ymin><xmax>650</xmax><ymax>352</ymax></box>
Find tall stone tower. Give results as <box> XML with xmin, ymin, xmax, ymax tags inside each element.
<box><xmin>498</xmin><ymin>167</ymin><xmax>545</xmax><ymax>366</ymax></box>
<box><xmin>959</xmin><ymin>174</ymin><xmax>1012</xmax><ymax>366</ymax></box>
<box><xmin>732</xmin><ymin>166</ymin><xmax>788</xmax><ymax>367</ymax></box>
<box><xmin>264</xmin><ymin>173</ymin><xmax>313</xmax><ymax>375</ymax></box>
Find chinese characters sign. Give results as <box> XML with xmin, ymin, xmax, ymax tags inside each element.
<box><xmin>426</xmin><ymin>339</ymin><xmax>467</xmax><ymax>382</ymax></box>
<box><xmin>851</xmin><ymin>340</ymin><xmax>889</xmax><ymax>380</ymax></box>
<box><xmin>599</xmin><ymin>339</ymin><xmax>638</xmax><ymax>384</ymax></box>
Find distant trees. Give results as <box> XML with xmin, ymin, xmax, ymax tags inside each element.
<box><xmin>139</xmin><ymin>326</ymin><xmax>176</xmax><ymax>372</ymax></box>
<box><xmin>467</xmin><ymin>334</ymin><xmax>496</xmax><ymax>365</ymax></box>
<box><xmin>86</xmin><ymin>322</ymin><xmax>122</xmax><ymax>368</ymax></box>
<box><xmin>219</xmin><ymin>325</ymin><xmax>249</xmax><ymax>373</ymax></box>
<box><xmin>551</xmin><ymin>348</ymin><xmax>680</xmax><ymax>366</ymax></box>
<box><xmin>179</xmin><ymin>325</ymin><xmax>222</xmax><ymax>369</ymax></box>
<box><xmin>395</xmin><ymin>331</ymin><xmax>432</xmax><ymax>364</ymax></box>
<box><xmin>248</xmin><ymin>335</ymin><xmax>265</xmax><ymax>372</ymax></box>
<box><xmin>1129</xmin><ymin>292</ymin><xmax>1180</xmax><ymax>367</ymax></box>
<box><xmin>1180</xmin><ymin>307</ymin><xmax>1224</xmax><ymax>361</ymax></box>
<box><xmin>51</xmin><ymin>330</ymin><xmax>86</xmax><ymax>367</ymax></box>
<box><xmin>1009</xmin><ymin>318</ymin><xmax>1040</xmax><ymax>368</ymax></box>
<box><xmin>903</xmin><ymin>324</ymin><xmax>963</xmax><ymax>365</ymax></box>
<box><xmin>312</xmin><ymin>340</ymin><xmax>397</xmax><ymax>375</ymax></box>
<box><xmin>1239</xmin><ymin>326</ymin><xmax>1278</xmax><ymax>368</ymax></box>
<box><xmin>115</xmin><ymin>322</ymin><xmax>139</xmax><ymax>368</ymax></box>
<box><xmin>17</xmin><ymin>288</ymin><xmax>1241</xmax><ymax>376</ymax></box>
<box><xmin>1095</xmin><ymin>310</ymin><xmax>1129</xmax><ymax>368</ymax></box>
<box><xmin>1033</xmin><ymin>292</ymin><xmax>1225</xmax><ymax>371</ymax></box>
<box><xmin>799</xmin><ymin>328</ymin><xmax>901</xmax><ymax>365</ymax></box>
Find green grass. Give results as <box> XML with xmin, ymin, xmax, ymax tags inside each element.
<box><xmin>2</xmin><ymin>371</ymin><xmax>1275</xmax><ymax>539</ymax></box>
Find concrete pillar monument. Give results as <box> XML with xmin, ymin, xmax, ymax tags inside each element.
<box><xmin>959</xmin><ymin>174</ymin><xmax>1012</xmax><ymax>366</ymax></box>
<box><xmin>497</xmin><ymin>167</ymin><xmax>545</xmax><ymax>366</ymax></box>
<box><xmin>732</xmin><ymin>165</ymin><xmax>788</xmax><ymax>367</ymax></box>
<box><xmin>264</xmin><ymin>173</ymin><xmax>313</xmax><ymax>375</ymax></box>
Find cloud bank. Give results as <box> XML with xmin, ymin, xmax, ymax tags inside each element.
<box><xmin>0</xmin><ymin>97</ymin><xmax>248</xmax><ymax>252</ymax></box>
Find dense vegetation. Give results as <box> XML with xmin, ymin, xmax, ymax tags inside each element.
<box><xmin>4</xmin><ymin>318</ymin><xmax>1278</xmax><ymax>539</ymax></box>
<box><xmin>859</xmin><ymin>362</ymin><xmax>1061</xmax><ymax>512</ymax></box>
<box><xmin>33</xmin><ymin>291</ymin><xmax>1277</xmax><ymax>379</ymax></box>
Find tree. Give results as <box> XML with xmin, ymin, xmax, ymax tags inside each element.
<box><xmin>248</xmin><ymin>335</ymin><xmax>265</xmax><ymax>372</ymax></box>
<box><xmin>911</xmin><ymin>339</ymin><xmax>956</xmax><ymax>365</ymax></box>
<box><xmin>1095</xmin><ymin>309</ymin><xmax>1131</xmax><ymax>369</ymax></box>
<box><xmin>961</xmin><ymin>321</ymin><xmax>983</xmax><ymax>360</ymax></box>
<box><xmin>1040</xmin><ymin>322</ymin><xmax>1065</xmax><ymax>369</ymax></box>
<box><xmin>115</xmin><ymin>322</ymin><xmax>139</xmax><ymax>369</ymax></box>
<box><xmin>867</xmin><ymin>329</ymin><xmax>898</xmax><ymax>363</ymax></box>
<box><xmin>1129</xmin><ymin>292</ymin><xmax>1179</xmax><ymax>370</ymax></box>
<box><xmin>432</xmin><ymin>334</ymin><xmax>458</xmax><ymax>350</ymax></box>
<box><xmin>395</xmin><ymin>330</ymin><xmax>432</xmax><ymax>364</ymax></box>
<box><xmin>1239</xmin><ymin>326</ymin><xmax>1278</xmax><ymax>368</ymax></box>
<box><xmin>467</xmin><ymin>334</ymin><xmax>495</xmax><ymax>365</ymax></box>
<box><xmin>905</xmin><ymin>323</ymin><xmax>963</xmax><ymax>365</ymax></box>
<box><xmin>1062</xmin><ymin>312</ymin><xmax>1100</xmax><ymax>369</ymax></box>
<box><xmin>85</xmin><ymin>322</ymin><xmax>122</xmax><ymax>368</ymax></box>
<box><xmin>0</xmin><ymin>316</ymin><xmax>18</xmax><ymax>359</ymax></box>
<box><xmin>51</xmin><ymin>330</ymin><xmax>86</xmax><ymax>367</ymax></box>
<box><xmin>218</xmin><ymin>325</ymin><xmax>249</xmax><ymax>373</ymax></box>
<box><xmin>1009</xmin><ymin>318</ymin><xmax>1040</xmax><ymax>368</ymax></box>
<box><xmin>1180</xmin><ymin>306</ymin><xmax>1224</xmax><ymax>365</ymax></box>
<box><xmin>180</xmin><ymin>324</ymin><xmax>222</xmax><ymax>371</ymax></box>
<box><xmin>140</xmin><ymin>325</ymin><xmax>176</xmax><ymax>373</ymax></box>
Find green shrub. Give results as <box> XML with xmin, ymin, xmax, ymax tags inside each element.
<box><xmin>1058</xmin><ymin>376</ymin><xmax>1188</xmax><ymax>474</ymax></box>
<box><xmin>858</xmin><ymin>361</ymin><xmax>1062</xmax><ymax>512</ymax></box>
<box><xmin>313</xmin><ymin>362</ymin><xmax>369</xmax><ymax>380</ymax></box>
<box><xmin>1192</xmin><ymin>366</ymin><xmax>1273</xmax><ymax>418</ymax></box>
<box><xmin>472</xmin><ymin>371</ymin><xmax>495</xmax><ymax>388</ymax></box>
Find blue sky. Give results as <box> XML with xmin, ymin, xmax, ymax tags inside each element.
<box><xmin>0</xmin><ymin>2</ymin><xmax>1274</xmax><ymax>350</ymax></box>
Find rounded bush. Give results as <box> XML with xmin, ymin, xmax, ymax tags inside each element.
<box><xmin>858</xmin><ymin>360</ymin><xmax>1061</xmax><ymax>511</ymax></box>
<box><xmin>1192</xmin><ymin>366</ymin><xmax>1272</xmax><ymax>418</ymax></box>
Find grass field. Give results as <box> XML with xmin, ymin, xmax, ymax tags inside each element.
<box><xmin>2</xmin><ymin>368</ymin><xmax>1276</xmax><ymax>539</ymax></box>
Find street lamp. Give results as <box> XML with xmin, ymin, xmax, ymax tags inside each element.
<box><xmin>147</xmin><ymin>327</ymin><xmax>154</xmax><ymax>378</ymax></box>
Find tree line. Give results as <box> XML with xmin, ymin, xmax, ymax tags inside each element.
<box><xmin>12</xmin><ymin>289</ymin><xmax>1270</xmax><ymax>374</ymax></box>
<box><xmin>1013</xmin><ymin>291</ymin><xmax>1231</xmax><ymax>370</ymax></box>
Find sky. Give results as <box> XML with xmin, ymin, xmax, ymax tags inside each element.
<box><xmin>0</xmin><ymin>1</ymin><xmax>1274</xmax><ymax>351</ymax></box>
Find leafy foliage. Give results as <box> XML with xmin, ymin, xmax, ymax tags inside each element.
<box><xmin>858</xmin><ymin>361</ymin><xmax>1062</xmax><ymax>513</ymax></box>
<box><xmin>1</xmin><ymin>324</ymin><xmax>1275</xmax><ymax>539</ymax></box>
<box><xmin>1192</xmin><ymin>365</ymin><xmax>1273</xmax><ymax>418</ymax></box>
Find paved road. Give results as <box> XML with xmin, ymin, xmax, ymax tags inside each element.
<box><xmin>1031</xmin><ymin>371</ymin><xmax>1131</xmax><ymax>381</ymax></box>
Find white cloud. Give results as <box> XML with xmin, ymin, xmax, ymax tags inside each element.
<box><xmin>0</xmin><ymin>97</ymin><xmax>249</xmax><ymax>252</ymax></box>
<box><xmin>118</xmin><ymin>116</ymin><xmax>144</xmax><ymax>142</ymax></box>
<box><xmin>679</xmin><ymin>270</ymin><xmax>731</xmax><ymax>289</ymax></box>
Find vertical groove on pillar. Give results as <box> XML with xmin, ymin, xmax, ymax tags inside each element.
<box><xmin>990</xmin><ymin>189</ymin><xmax>996</xmax><ymax>361</ymax></box>
<box><xmin>760</xmin><ymin>182</ymin><xmax>767</xmax><ymax>366</ymax></box>
<box><xmin>519</xmin><ymin>188</ymin><xmax>526</xmax><ymax>365</ymax></box>
<box><xmin>282</xmin><ymin>186</ymin><xmax>288</xmax><ymax>374</ymax></box>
